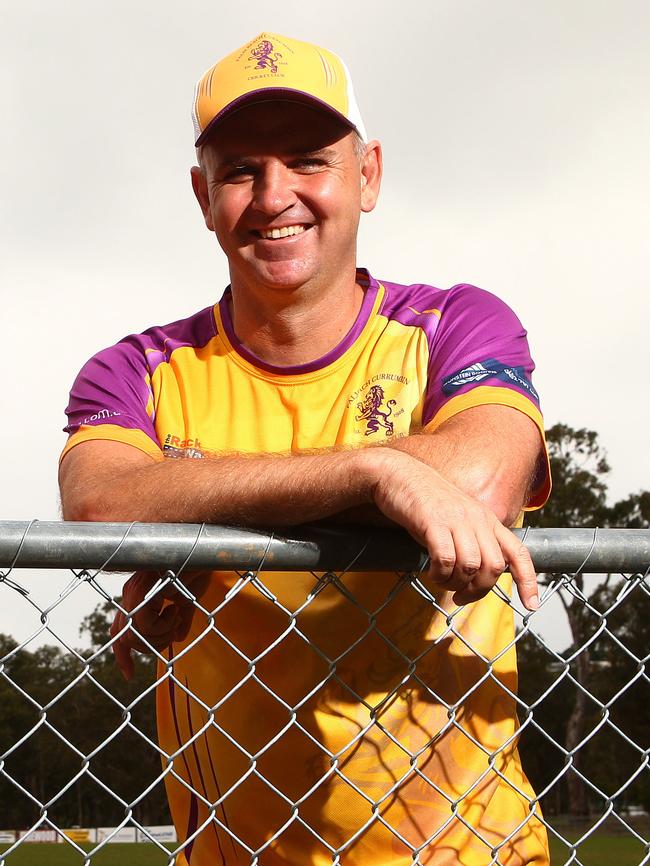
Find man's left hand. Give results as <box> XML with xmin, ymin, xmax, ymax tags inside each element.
<box><xmin>110</xmin><ymin>570</ymin><xmax>211</xmax><ymax>680</ymax></box>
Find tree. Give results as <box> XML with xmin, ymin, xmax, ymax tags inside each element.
<box><xmin>519</xmin><ymin>423</ymin><xmax>649</xmax><ymax>817</ymax></box>
<box><xmin>0</xmin><ymin>604</ymin><xmax>171</xmax><ymax>830</ymax></box>
<box><xmin>72</xmin><ymin>601</ymin><xmax>172</xmax><ymax>828</ymax></box>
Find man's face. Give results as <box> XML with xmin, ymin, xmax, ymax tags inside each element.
<box><xmin>191</xmin><ymin>101</ymin><xmax>381</xmax><ymax>294</ymax></box>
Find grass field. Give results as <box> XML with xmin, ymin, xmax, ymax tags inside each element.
<box><xmin>1</xmin><ymin>836</ymin><xmax>648</xmax><ymax>865</ymax></box>
<box><xmin>0</xmin><ymin>844</ymin><xmax>172</xmax><ymax>865</ymax></box>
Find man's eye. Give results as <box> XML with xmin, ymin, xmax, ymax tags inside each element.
<box><xmin>293</xmin><ymin>158</ymin><xmax>324</xmax><ymax>171</ymax></box>
<box><xmin>226</xmin><ymin>165</ymin><xmax>254</xmax><ymax>180</ymax></box>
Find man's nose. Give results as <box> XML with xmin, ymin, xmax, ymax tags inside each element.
<box><xmin>251</xmin><ymin>161</ymin><xmax>296</xmax><ymax>216</ymax></box>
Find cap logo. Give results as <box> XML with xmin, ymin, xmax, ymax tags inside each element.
<box><xmin>249</xmin><ymin>40</ymin><xmax>282</xmax><ymax>74</ymax></box>
<box><xmin>193</xmin><ymin>33</ymin><xmax>368</xmax><ymax>145</ymax></box>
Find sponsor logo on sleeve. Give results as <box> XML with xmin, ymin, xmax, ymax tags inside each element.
<box><xmin>442</xmin><ymin>359</ymin><xmax>539</xmax><ymax>401</ymax></box>
<box><xmin>82</xmin><ymin>409</ymin><xmax>121</xmax><ymax>425</ymax></box>
<box><xmin>163</xmin><ymin>434</ymin><xmax>204</xmax><ymax>459</ymax></box>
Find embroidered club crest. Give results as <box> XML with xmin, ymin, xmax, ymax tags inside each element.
<box><xmin>355</xmin><ymin>385</ymin><xmax>397</xmax><ymax>437</ymax></box>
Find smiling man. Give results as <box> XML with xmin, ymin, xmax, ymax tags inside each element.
<box><xmin>59</xmin><ymin>32</ymin><xmax>551</xmax><ymax>866</ymax></box>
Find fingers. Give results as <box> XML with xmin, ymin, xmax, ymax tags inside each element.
<box><xmin>110</xmin><ymin>602</ymin><xmax>179</xmax><ymax>681</ymax></box>
<box><xmin>495</xmin><ymin>523</ymin><xmax>539</xmax><ymax>611</ymax></box>
<box><xmin>110</xmin><ymin>570</ymin><xmax>207</xmax><ymax>680</ymax></box>
<box><xmin>423</xmin><ymin>526</ymin><xmax>457</xmax><ymax>584</ymax></box>
<box><xmin>449</xmin><ymin>521</ymin><xmax>506</xmax><ymax>605</ymax></box>
<box><xmin>110</xmin><ymin>610</ymin><xmax>134</xmax><ymax>680</ymax></box>
<box><xmin>112</xmin><ymin>635</ymin><xmax>135</xmax><ymax>681</ymax></box>
<box><xmin>373</xmin><ymin>461</ymin><xmax>537</xmax><ymax>609</ymax></box>
<box><xmin>423</xmin><ymin>512</ymin><xmax>537</xmax><ymax>610</ymax></box>
<box><xmin>122</xmin><ymin>571</ymin><xmax>165</xmax><ymax>612</ymax></box>
<box><xmin>424</xmin><ymin>524</ymin><xmax>479</xmax><ymax>585</ymax></box>
<box><xmin>424</xmin><ymin>516</ymin><xmax>500</xmax><ymax>590</ymax></box>
<box><xmin>161</xmin><ymin>570</ymin><xmax>211</xmax><ymax>605</ymax></box>
<box><xmin>173</xmin><ymin>602</ymin><xmax>198</xmax><ymax>644</ymax></box>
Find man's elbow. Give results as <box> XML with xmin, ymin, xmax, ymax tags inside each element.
<box><xmin>485</xmin><ymin>497</ymin><xmax>521</xmax><ymax>528</ymax></box>
<box><xmin>479</xmin><ymin>480</ymin><xmax>527</xmax><ymax>527</ymax></box>
<box><xmin>480</xmin><ymin>454</ymin><xmax>544</xmax><ymax>527</ymax></box>
<box><xmin>59</xmin><ymin>442</ymin><xmax>158</xmax><ymax>523</ymax></box>
<box><xmin>61</xmin><ymin>490</ymin><xmax>122</xmax><ymax>523</ymax></box>
<box><xmin>458</xmin><ymin>464</ymin><xmax>526</xmax><ymax>527</ymax></box>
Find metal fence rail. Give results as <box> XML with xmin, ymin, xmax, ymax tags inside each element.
<box><xmin>1</xmin><ymin>523</ymin><xmax>649</xmax><ymax>866</ymax></box>
<box><xmin>2</xmin><ymin>522</ymin><xmax>650</xmax><ymax>573</ymax></box>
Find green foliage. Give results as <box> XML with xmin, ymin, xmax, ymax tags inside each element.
<box><xmin>519</xmin><ymin>423</ymin><xmax>649</xmax><ymax>818</ymax></box>
<box><xmin>527</xmin><ymin>423</ymin><xmax>649</xmax><ymax>529</ymax></box>
<box><xmin>0</xmin><ymin>603</ymin><xmax>171</xmax><ymax>830</ymax></box>
<box><xmin>606</xmin><ymin>491</ymin><xmax>650</xmax><ymax>529</ymax></box>
<box><xmin>586</xmin><ymin>578</ymin><xmax>650</xmax><ymax>810</ymax></box>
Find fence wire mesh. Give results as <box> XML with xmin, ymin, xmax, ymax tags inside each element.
<box><xmin>0</xmin><ymin>523</ymin><xmax>649</xmax><ymax>866</ymax></box>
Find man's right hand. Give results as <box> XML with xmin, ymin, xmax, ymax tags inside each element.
<box><xmin>368</xmin><ymin>449</ymin><xmax>539</xmax><ymax>611</ymax></box>
<box><xmin>110</xmin><ymin>570</ymin><xmax>211</xmax><ymax>680</ymax></box>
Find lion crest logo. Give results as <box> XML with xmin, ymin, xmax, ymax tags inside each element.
<box><xmin>355</xmin><ymin>385</ymin><xmax>397</xmax><ymax>437</ymax></box>
<box><xmin>249</xmin><ymin>40</ymin><xmax>282</xmax><ymax>73</ymax></box>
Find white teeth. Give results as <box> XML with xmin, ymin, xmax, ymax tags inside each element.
<box><xmin>260</xmin><ymin>225</ymin><xmax>306</xmax><ymax>239</ymax></box>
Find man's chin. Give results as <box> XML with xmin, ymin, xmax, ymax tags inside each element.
<box><xmin>236</xmin><ymin>263</ymin><xmax>319</xmax><ymax>294</ymax></box>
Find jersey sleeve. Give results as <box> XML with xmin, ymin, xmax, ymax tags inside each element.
<box><xmin>422</xmin><ymin>284</ymin><xmax>550</xmax><ymax>509</ymax></box>
<box><xmin>61</xmin><ymin>338</ymin><xmax>164</xmax><ymax>462</ymax></box>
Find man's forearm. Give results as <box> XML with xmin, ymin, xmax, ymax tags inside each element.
<box><xmin>61</xmin><ymin>407</ymin><xmax>541</xmax><ymax>527</ymax></box>
<box><xmin>60</xmin><ymin>416</ymin><xmax>542</xmax><ymax>609</ymax></box>
<box><xmin>388</xmin><ymin>433</ymin><xmax>523</xmax><ymax>524</ymax></box>
<box><xmin>61</xmin><ymin>443</ymin><xmax>392</xmax><ymax>525</ymax></box>
<box><xmin>385</xmin><ymin>407</ymin><xmax>543</xmax><ymax>525</ymax></box>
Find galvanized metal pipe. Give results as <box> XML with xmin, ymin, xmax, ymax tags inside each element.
<box><xmin>0</xmin><ymin>522</ymin><xmax>648</xmax><ymax>574</ymax></box>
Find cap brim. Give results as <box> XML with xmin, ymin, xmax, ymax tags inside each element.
<box><xmin>195</xmin><ymin>87</ymin><xmax>360</xmax><ymax>147</ymax></box>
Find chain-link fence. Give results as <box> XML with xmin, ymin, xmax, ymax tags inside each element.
<box><xmin>1</xmin><ymin>522</ymin><xmax>649</xmax><ymax>866</ymax></box>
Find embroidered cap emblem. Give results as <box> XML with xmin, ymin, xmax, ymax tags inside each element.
<box><xmin>249</xmin><ymin>40</ymin><xmax>282</xmax><ymax>73</ymax></box>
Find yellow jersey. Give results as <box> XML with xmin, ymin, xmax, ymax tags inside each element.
<box><xmin>63</xmin><ymin>272</ymin><xmax>551</xmax><ymax>865</ymax></box>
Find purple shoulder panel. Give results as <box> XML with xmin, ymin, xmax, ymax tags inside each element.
<box><xmin>379</xmin><ymin>279</ymin><xmax>446</xmax><ymax>342</ymax></box>
<box><xmin>377</xmin><ymin>279</ymin><xmax>540</xmax><ymax>427</ymax></box>
<box><xmin>420</xmin><ymin>283</ymin><xmax>540</xmax><ymax>426</ymax></box>
<box><xmin>64</xmin><ymin>341</ymin><xmax>157</xmax><ymax>439</ymax></box>
<box><xmin>134</xmin><ymin>305</ymin><xmax>217</xmax><ymax>376</ymax></box>
<box><xmin>64</xmin><ymin>306</ymin><xmax>217</xmax><ymax>442</ymax></box>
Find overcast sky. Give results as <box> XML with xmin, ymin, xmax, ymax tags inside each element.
<box><xmin>1</xmin><ymin>0</ymin><xmax>648</xmax><ymax>651</ymax></box>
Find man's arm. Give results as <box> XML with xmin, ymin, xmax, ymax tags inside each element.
<box><xmin>59</xmin><ymin>403</ymin><xmax>543</xmax><ymax>608</ymax></box>
<box><xmin>388</xmin><ymin>404</ymin><xmax>544</xmax><ymax>527</ymax></box>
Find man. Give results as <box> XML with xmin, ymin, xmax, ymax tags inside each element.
<box><xmin>60</xmin><ymin>32</ymin><xmax>551</xmax><ymax>866</ymax></box>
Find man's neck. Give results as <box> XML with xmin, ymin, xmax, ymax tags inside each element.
<box><xmin>227</xmin><ymin>272</ymin><xmax>366</xmax><ymax>367</ymax></box>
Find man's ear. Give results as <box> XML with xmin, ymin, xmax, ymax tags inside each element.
<box><xmin>190</xmin><ymin>165</ymin><xmax>214</xmax><ymax>231</ymax></box>
<box><xmin>360</xmin><ymin>140</ymin><xmax>382</xmax><ymax>213</ymax></box>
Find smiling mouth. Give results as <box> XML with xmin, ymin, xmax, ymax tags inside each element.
<box><xmin>257</xmin><ymin>225</ymin><xmax>308</xmax><ymax>240</ymax></box>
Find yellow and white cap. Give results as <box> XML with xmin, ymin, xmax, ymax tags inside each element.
<box><xmin>192</xmin><ymin>32</ymin><xmax>367</xmax><ymax>146</ymax></box>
